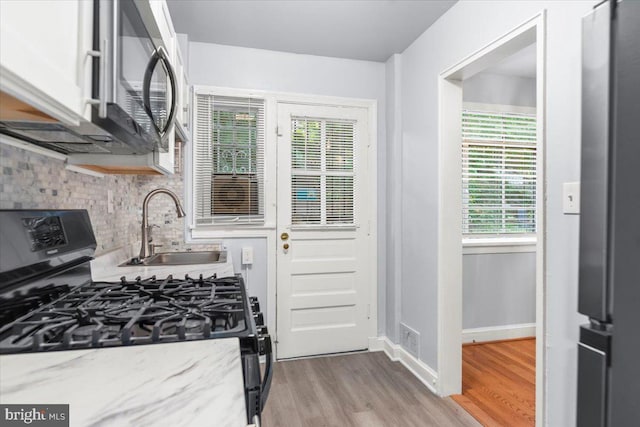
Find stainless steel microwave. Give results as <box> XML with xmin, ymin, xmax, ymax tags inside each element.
<box><xmin>0</xmin><ymin>0</ymin><xmax>177</xmax><ymax>156</ymax></box>
<box><xmin>91</xmin><ymin>0</ymin><xmax>176</xmax><ymax>152</ymax></box>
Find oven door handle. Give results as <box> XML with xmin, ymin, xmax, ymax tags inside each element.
<box><xmin>143</xmin><ymin>46</ymin><xmax>178</xmax><ymax>140</ymax></box>
<box><xmin>260</xmin><ymin>334</ymin><xmax>273</xmax><ymax>411</ymax></box>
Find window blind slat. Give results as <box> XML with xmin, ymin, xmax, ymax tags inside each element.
<box><xmin>291</xmin><ymin>117</ymin><xmax>356</xmax><ymax>226</ymax></box>
<box><xmin>462</xmin><ymin>109</ymin><xmax>537</xmax><ymax>235</ymax></box>
<box><xmin>194</xmin><ymin>93</ymin><xmax>265</xmax><ymax>226</ymax></box>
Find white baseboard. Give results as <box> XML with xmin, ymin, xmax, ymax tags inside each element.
<box><xmin>368</xmin><ymin>336</ymin><xmax>384</xmax><ymax>351</ymax></box>
<box><xmin>462</xmin><ymin>323</ymin><xmax>536</xmax><ymax>344</ymax></box>
<box><xmin>369</xmin><ymin>336</ymin><xmax>439</xmax><ymax>395</ymax></box>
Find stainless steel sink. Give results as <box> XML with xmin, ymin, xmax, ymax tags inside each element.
<box><xmin>120</xmin><ymin>251</ymin><xmax>227</xmax><ymax>266</ymax></box>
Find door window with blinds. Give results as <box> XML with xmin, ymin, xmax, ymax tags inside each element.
<box><xmin>291</xmin><ymin>117</ymin><xmax>355</xmax><ymax>226</ymax></box>
<box><xmin>194</xmin><ymin>94</ymin><xmax>265</xmax><ymax>225</ymax></box>
<box><xmin>462</xmin><ymin>108</ymin><xmax>537</xmax><ymax>236</ymax></box>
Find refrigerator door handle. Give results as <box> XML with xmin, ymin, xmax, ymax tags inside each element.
<box><xmin>577</xmin><ymin>342</ymin><xmax>609</xmax><ymax>427</ymax></box>
<box><xmin>577</xmin><ymin>324</ymin><xmax>612</xmax><ymax>427</ymax></box>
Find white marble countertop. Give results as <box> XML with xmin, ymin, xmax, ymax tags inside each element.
<box><xmin>0</xmin><ymin>339</ymin><xmax>247</xmax><ymax>427</ymax></box>
<box><xmin>91</xmin><ymin>247</ymin><xmax>236</xmax><ymax>282</ymax></box>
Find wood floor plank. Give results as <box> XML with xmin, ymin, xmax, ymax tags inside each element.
<box><xmin>262</xmin><ymin>352</ymin><xmax>481</xmax><ymax>427</ymax></box>
<box><xmin>451</xmin><ymin>394</ymin><xmax>501</xmax><ymax>427</ymax></box>
<box><xmin>453</xmin><ymin>338</ymin><xmax>536</xmax><ymax>427</ymax></box>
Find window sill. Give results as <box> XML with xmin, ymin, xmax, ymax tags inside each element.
<box><xmin>189</xmin><ymin>224</ymin><xmax>276</xmax><ymax>240</ymax></box>
<box><xmin>462</xmin><ymin>236</ymin><xmax>537</xmax><ymax>255</ymax></box>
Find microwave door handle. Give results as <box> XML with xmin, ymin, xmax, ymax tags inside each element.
<box><xmin>158</xmin><ymin>46</ymin><xmax>177</xmax><ymax>137</ymax></box>
<box><xmin>142</xmin><ymin>48</ymin><xmax>162</xmax><ymax>136</ymax></box>
<box><xmin>142</xmin><ymin>46</ymin><xmax>177</xmax><ymax>139</ymax></box>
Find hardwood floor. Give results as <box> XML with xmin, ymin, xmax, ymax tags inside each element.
<box><xmin>262</xmin><ymin>351</ymin><xmax>480</xmax><ymax>427</ymax></box>
<box><xmin>451</xmin><ymin>338</ymin><xmax>536</xmax><ymax>427</ymax></box>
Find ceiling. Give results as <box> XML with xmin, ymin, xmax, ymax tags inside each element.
<box><xmin>166</xmin><ymin>0</ymin><xmax>457</xmax><ymax>62</ymax></box>
<box><xmin>482</xmin><ymin>43</ymin><xmax>537</xmax><ymax>78</ymax></box>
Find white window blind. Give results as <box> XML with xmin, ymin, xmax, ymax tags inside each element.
<box><xmin>194</xmin><ymin>93</ymin><xmax>265</xmax><ymax>225</ymax></box>
<box><xmin>291</xmin><ymin>117</ymin><xmax>355</xmax><ymax>226</ymax></box>
<box><xmin>462</xmin><ymin>109</ymin><xmax>537</xmax><ymax>235</ymax></box>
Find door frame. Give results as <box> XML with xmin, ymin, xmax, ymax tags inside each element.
<box><xmin>436</xmin><ymin>11</ymin><xmax>547</xmax><ymax>426</ymax></box>
<box><xmin>273</xmin><ymin>95</ymin><xmax>378</xmax><ymax>360</ymax></box>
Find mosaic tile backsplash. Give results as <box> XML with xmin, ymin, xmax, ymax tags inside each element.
<box><xmin>0</xmin><ymin>142</ymin><xmax>217</xmax><ymax>256</ymax></box>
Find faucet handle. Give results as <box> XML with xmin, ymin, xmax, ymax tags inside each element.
<box><xmin>146</xmin><ymin>224</ymin><xmax>160</xmax><ymax>242</ymax></box>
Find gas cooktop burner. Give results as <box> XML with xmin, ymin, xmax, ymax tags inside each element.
<box><xmin>0</xmin><ymin>210</ymin><xmax>272</xmax><ymax>423</ymax></box>
<box><xmin>0</xmin><ymin>274</ymin><xmax>251</xmax><ymax>353</ymax></box>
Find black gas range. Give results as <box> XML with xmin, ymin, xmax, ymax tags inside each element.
<box><xmin>0</xmin><ymin>209</ymin><xmax>272</xmax><ymax>424</ymax></box>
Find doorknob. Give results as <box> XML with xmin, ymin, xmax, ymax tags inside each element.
<box><xmin>283</xmin><ymin>243</ymin><xmax>290</xmax><ymax>250</ymax></box>
<box><xmin>280</xmin><ymin>232</ymin><xmax>289</xmax><ymax>241</ymax></box>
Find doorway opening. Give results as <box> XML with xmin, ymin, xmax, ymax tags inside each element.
<box><xmin>453</xmin><ymin>42</ymin><xmax>538</xmax><ymax>425</ymax></box>
<box><xmin>437</xmin><ymin>12</ymin><xmax>546</xmax><ymax>427</ymax></box>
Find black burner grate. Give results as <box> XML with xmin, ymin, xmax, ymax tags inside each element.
<box><xmin>0</xmin><ymin>274</ymin><xmax>250</xmax><ymax>353</ymax></box>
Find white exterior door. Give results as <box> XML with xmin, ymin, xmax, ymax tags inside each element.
<box><xmin>276</xmin><ymin>102</ymin><xmax>371</xmax><ymax>359</ymax></box>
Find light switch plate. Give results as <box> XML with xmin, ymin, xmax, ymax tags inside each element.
<box><xmin>563</xmin><ymin>182</ymin><xmax>580</xmax><ymax>214</ymax></box>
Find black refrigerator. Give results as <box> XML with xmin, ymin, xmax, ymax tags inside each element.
<box><xmin>577</xmin><ymin>0</ymin><xmax>640</xmax><ymax>426</ymax></box>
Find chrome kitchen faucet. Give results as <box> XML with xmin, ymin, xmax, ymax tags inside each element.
<box><xmin>139</xmin><ymin>188</ymin><xmax>185</xmax><ymax>260</ymax></box>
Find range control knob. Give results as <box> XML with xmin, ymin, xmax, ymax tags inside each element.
<box><xmin>258</xmin><ymin>334</ymin><xmax>271</xmax><ymax>356</ymax></box>
<box><xmin>254</xmin><ymin>312</ymin><xmax>264</xmax><ymax>326</ymax></box>
<box><xmin>249</xmin><ymin>297</ymin><xmax>260</xmax><ymax>313</ymax></box>
<box><xmin>257</xmin><ymin>326</ymin><xmax>269</xmax><ymax>336</ymax></box>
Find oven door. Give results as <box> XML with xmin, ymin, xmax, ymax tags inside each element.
<box><xmin>93</xmin><ymin>0</ymin><xmax>177</xmax><ymax>153</ymax></box>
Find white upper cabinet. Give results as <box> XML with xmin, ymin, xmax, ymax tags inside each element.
<box><xmin>173</xmin><ymin>43</ymin><xmax>191</xmax><ymax>144</ymax></box>
<box><xmin>151</xmin><ymin>0</ymin><xmax>177</xmax><ymax>51</ymax></box>
<box><xmin>177</xmin><ymin>34</ymin><xmax>192</xmax><ymax>143</ymax></box>
<box><xmin>0</xmin><ymin>0</ymin><xmax>93</xmax><ymax>124</ymax></box>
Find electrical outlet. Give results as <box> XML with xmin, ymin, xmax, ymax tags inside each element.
<box><xmin>400</xmin><ymin>323</ymin><xmax>420</xmax><ymax>358</ymax></box>
<box><xmin>242</xmin><ymin>247</ymin><xmax>253</xmax><ymax>265</ymax></box>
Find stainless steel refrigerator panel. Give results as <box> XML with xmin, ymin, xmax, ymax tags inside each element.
<box><xmin>579</xmin><ymin>1</ymin><xmax>612</xmax><ymax>321</ymax></box>
<box><xmin>610</xmin><ymin>1</ymin><xmax>640</xmax><ymax>425</ymax></box>
<box><xmin>577</xmin><ymin>342</ymin><xmax>608</xmax><ymax>427</ymax></box>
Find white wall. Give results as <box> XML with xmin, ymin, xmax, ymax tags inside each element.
<box><xmin>463</xmin><ymin>72</ymin><xmax>537</xmax><ymax>107</ymax></box>
<box><xmin>396</xmin><ymin>1</ymin><xmax>594</xmax><ymax>426</ymax></box>
<box><xmin>186</xmin><ymin>42</ymin><xmax>387</xmax><ymax>334</ymax></box>
<box><xmin>385</xmin><ymin>54</ymin><xmax>402</xmax><ymax>343</ymax></box>
<box><xmin>461</xmin><ymin>72</ymin><xmax>537</xmax><ymax>331</ymax></box>
<box><xmin>222</xmin><ymin>238</ymin><xmax>268</xmax><ymax>324</ymax></box>
<box><xmin>463</xmin><ymin>251</ymin><xmax>536</xmax><ymax>329</ymax></box>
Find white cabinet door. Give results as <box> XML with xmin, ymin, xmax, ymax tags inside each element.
<box><xmin>276</xmin><ymin>103</ymin><xmax>372</xmax><ymax>359</ymax></box>
<box><xmin>173</xmin><ymin>49</ymin><xmax>190</xmax><ymax>144</ymax></box>
<box><xmin>0</xmin><ymin>0</ymin><xmax>93</xmax><ymax>124</ymax></box>
<box><xmin>150</xmin><ymin>0</ymin><xmax>176</xmax><ymax>50</ymax></box>
<box><xmin>181</xmin><ymin>71</ymin><xmax>191</xmax><ymax>135</ymax></box>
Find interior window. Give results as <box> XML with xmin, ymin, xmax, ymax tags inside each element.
<box><xmin>462</xmin><ymin>109</ymin><xmax>537</xmax><ymax>236</ymax></box>
<box><xmin>193</xmin><ymin>94</ymin><xmax>265</xmax><ymax>226</ymax></box>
